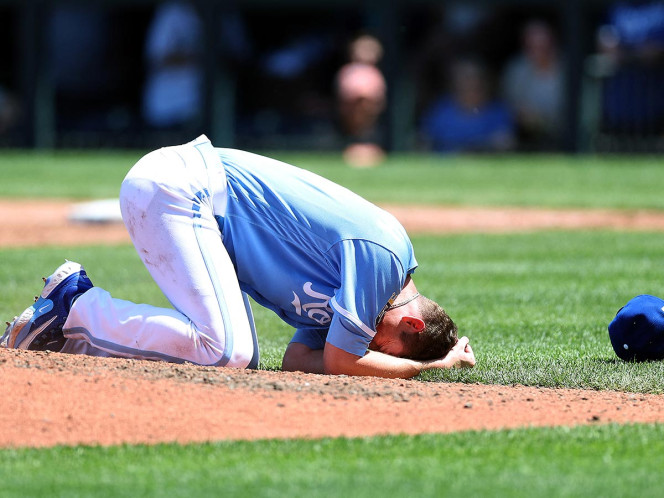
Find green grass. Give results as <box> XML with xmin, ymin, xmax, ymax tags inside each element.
<box><xmin>2</xmin><ymin>151</ymin><xmax>664</xmax><ymax>209</ymax></box>
<box><xmin>412</xmin><ymin>230</ymin><xmax>664</xmax><ymax>392</ymax></box>
<box><xmin>1</xmin><ymin>424</ymin><xmax>664</xmax><ymax>497</ymax></box>
<box><xmin>0</xmin><ymin>151</ymin><xmax>137</xmax><ymax>199</ymax></box>
<box><xmin>3</xmin><ymin>230</ymin><xmax>664</xmax><ymax>393</ymax></box>
<box><xmin>299</xmin><ymin>153</ymin><xmax>664</xmax><ymax>209</ymax></box>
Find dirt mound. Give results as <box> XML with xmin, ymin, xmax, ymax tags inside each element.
<box><xmin>2</xmin><ymin>348</ymin><xmax>663</xmax><ymax>448</ymax></box>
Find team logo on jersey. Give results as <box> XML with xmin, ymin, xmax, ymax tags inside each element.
<box><xmin>291</xmin><ymin>282</ymin><xmax>333</xmax><ymax>325</ymax></box>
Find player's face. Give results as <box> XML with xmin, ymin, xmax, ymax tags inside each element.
<box><xmin>370</xmin><ymin>326</ymin><xmax>407</xmax><ymax>357</ymax></box>
<box><xmin>372</xmin><ymin>293</ymin><xmax>426</xmax><ymax>357</ymax></box>
<box><xmin>371</xmin><ymin>309</ymin><xmax>409</xmax><ymax>357</ymax></box>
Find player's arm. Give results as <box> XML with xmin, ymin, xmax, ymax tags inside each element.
<box><xmin>323</xmin><ymin>336</ymin><xmax>475</xmax><ymax>379</ymax></box>
<box><xmin>282</xmin><ymin>342</ymin><xmax>325</xmax><ymax>374</ymax></box>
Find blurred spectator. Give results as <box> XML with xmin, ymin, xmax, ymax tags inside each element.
<box><xmin>143</xmin><ymin>1</ymin><xmax>253</xmax><ymax>130</ymax></box>
<box><xmin>334</xmin><ymin>35</ymin><xmax>387</xmax><ymax>168</ymax></box>
<box><xmin>348</xmin><ymin>34</ymin><xmax>384</xmax><ymax>66</ymax></box>
<box><xmin>595</xmin><ymin>1</ymin><xmax>664</xmax><ymax>135</ymax></box>
<box><xmin>502</xmin><ymin>20</ymin><xmax>565</xmax><ymax>150</ymax></box>
<box><xmin>142</xmin><ymin>2</ymin><xmax>203</xmax><ymax>128</ymax></box>
<box><xmin>410</xmin><ymin>4</ymin><xmax>499</xmax><ymax>118</ymax></box>
<box><xmin>0</xmin><ymin>85</ymin><xmax>19</xmax><ymax>134</ymax></box>
<box><xmin>336</xmin><ymin>61</ymin><xmax>387</xmax><ymax>167</ymax></box>
<box><xmin>231</xmin><ymin>13</ymin><xmax>344</xmax><ymax>144</ymax></box>
<box><xmin>420</xmin><ymin>58</ymin><xmax>515</xmax><ymax>153</ymax></box>
<box><xmin>260</xmin><ymin>34</ymin><xmax>331</xmax><ymax>81</ymax></box>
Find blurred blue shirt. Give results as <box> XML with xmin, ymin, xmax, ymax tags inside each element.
<box><xmin>608</xmin><ymin>2</ymin><xmax>664</xmax><ymax>48</ymax></box>
<box><xmin>421</xmin><ymin>97</ymin><xmax>514</xmax><ymax>153</ymax></box>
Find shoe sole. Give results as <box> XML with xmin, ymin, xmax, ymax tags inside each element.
<box><xmin>3</xmin><ymin>261</ymin><xmax>85</xmax><ymax>350</ymax></box>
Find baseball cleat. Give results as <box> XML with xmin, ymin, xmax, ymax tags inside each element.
<box><xmin>1</xmin><ymin>261</ymin><xmax>93</xmax><ymax>351</ymax></box>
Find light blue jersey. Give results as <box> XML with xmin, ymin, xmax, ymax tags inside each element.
<box><xmin>216</xmin><ymin>149</ymin><xmax>418</xmax><ymax>357</ymax></box>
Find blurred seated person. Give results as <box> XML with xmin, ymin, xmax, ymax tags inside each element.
<box><xmin>348</xmin><ymin>34</ymin><xmax>384</xmax><ymax>66</ymax></box>
<box><xmin>420</xmin><ymin>58</ymin><xmax>515</xmax><ymax>153</ymax></box>
<box><xmin>502</xmin><ymin>20</ymin><xmax>565</xmax><ymax>150</ymax></box>
<box><xmin>595</xmin><ymin>1</ymin><xmax>664</xmax><ymax>135</ymax></box>
<box><xmin>142</xmin><ymin>1</ymin><xmax>203</xmax><ymax>128</ymax></box>
<box><xmin>336</xmin><ymin>62</ymin><xmax>387</xmax><ymax>167</ymax></box>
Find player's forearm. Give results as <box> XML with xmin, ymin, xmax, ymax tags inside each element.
<box><xmin>282</xmin><ymin>343</ymin><xmax>325</xmax><ymax>374</ymax></box>
<box><xmin>324</xmin><ymin>345</ymin><xmax>423</xmax><ymax>379</ymax></box>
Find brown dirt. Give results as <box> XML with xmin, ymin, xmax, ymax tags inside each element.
<box><xmin>3</xmin><ymin>199</ymin><xmax>664</xmax><ymax>448</ymax></box>
<box><xmin>3</xmin><ymin>199</ymin><xmax>664</xmax><ymax>248</ymax></box>
<box><xmin>3</xmin><ymin>348</ymin><xmax>664</xmax><ymax>448</ymax></box>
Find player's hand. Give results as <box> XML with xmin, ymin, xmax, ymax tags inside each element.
<box><xmin>423</xmin><ymin>336</ymin><xmax>476</xmax><ymax>371</ymax></box>
<box><xmin>451</xmin><ymin>336</ymin><xmax>476</xmax><ymax>368</ymax></box>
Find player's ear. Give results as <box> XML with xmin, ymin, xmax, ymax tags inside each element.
<box><xmin>402</xmin><ymin>316</ymin><xmax>425</xmax><ymax>333</ymax></box>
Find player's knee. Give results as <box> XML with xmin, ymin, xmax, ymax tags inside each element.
<box><xmin>227</xmin><ymin>344</ymin><xmax>260</xmax><ymax>369</ymax></box>
<box><xmin>188</xmin><ymin>331</ymin><xmax>258</xmax><ymax>369</ymax></box>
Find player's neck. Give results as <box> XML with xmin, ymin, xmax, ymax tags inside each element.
<box><xmin>398</xmin><ymin>275</ymin><xmax>418</xmax><ymax>301</ymax></box>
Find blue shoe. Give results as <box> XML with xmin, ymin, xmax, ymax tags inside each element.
<box><xmin>1</xmin><ymin>261</ymin><xmax>93</xmax><ymax>351</ymax></box>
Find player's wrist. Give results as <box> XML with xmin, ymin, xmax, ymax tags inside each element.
<box><xmin>420</xmin><ymin>356</ymin><xmax>454</xmax><ymax>371</ymax></box>
<box><xmin>418</xmin><ymin>358</ymin><xmax>440</xmax><ymax>372</ymax></box>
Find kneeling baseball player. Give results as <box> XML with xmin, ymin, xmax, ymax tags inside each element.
<box><xmin>2</xmin><ymin>135</ymin><xmax>475</xmax><ymax>379</ymax></box>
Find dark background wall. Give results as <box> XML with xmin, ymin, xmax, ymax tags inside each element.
<box><xmin>0</xmin><ymin>0</ymin><xmax>661</xmax><ymax>153</ymax></box>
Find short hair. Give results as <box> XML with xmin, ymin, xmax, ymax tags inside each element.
<box><xmin>402</xmin><ymin>296</ymin><xmax>458</xmax><ymax>361</ymax></box>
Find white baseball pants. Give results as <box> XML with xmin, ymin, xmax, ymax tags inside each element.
<box><xmin>60</xmin><ymin>137</ymin><xmax>259</xmax><ymax>368</ymax></box>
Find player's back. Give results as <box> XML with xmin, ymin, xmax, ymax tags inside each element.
<box><xmin>216</xmin><ymin>148</ymin><xmax>407</xmax><ymax>250</ymax></box>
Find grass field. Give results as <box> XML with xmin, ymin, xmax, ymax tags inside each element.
<box><xmin>1</xmin><ymin>152</ymin><xmax>663</xmax><ymax>496</ymax></box>
<box><xmin>2</xmin><ymin>151</ymin><xmax>664</xmax><ymax>209</ymax></box>
<box><xmin>2</xmin><ymin>424</ymin><xmax>664</xmax><ymax>497</ymax></box>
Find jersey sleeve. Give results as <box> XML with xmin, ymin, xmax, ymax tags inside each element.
<box><xmin>290</xmin><ymin>327</ymin><xmax>328</xmax><ymax>350</ymax></box>
<box><xmin>326</xmin><ymin>239</ymin><xmax>408</xmax><ymax>357</ymax></box>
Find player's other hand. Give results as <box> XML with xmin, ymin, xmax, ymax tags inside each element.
<box><xmin>425</xmin><ymin>336</ymin><xmax>476</xmax><ymax>370</ymax></box>
<box><xmin>451</xmin><ymin>336</ymin><xmax>476</xmax><ymax>368</ymax></box>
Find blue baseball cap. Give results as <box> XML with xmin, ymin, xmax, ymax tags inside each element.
<box><xmin>608</xmin><ymin>295</ymin><xmax>664</xmax><ymax>362</ymax></box>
